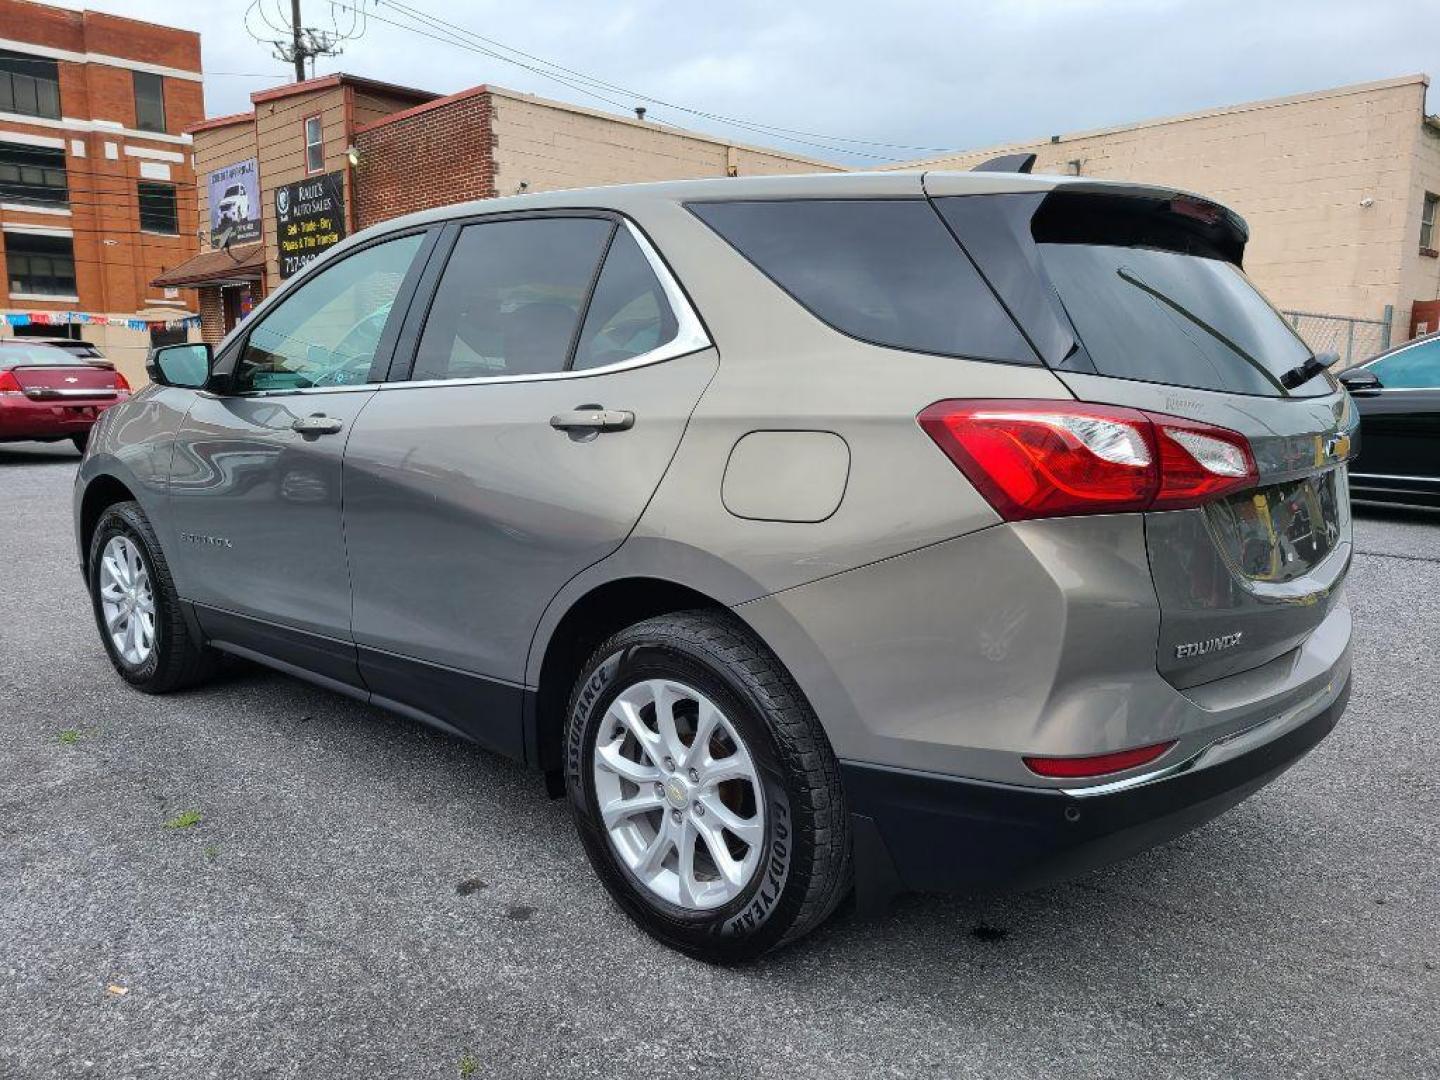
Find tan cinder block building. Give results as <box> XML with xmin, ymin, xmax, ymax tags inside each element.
<box><xmin>353</xmin><ymin>84</ymin><xmax>840</xmax><ymax>228</ymax></box>
<box><xmin>888</xmin><ymin>75</ymin><xmax>1440</xmax><ymax>351</ymax></box>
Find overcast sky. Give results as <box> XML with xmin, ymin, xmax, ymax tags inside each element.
<box><xmin>57</xmin><ymin>0</ymin><xmax>1440</xmax><ymax>165</ymax></box>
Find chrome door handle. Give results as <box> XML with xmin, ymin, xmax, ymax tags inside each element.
<box><xmin>549</xmin><ymin>408</ymin><xmax>635</xmax><ymax>433</ymax></box>
<box><xmin>292</xmin><ymin>414</ymin><xmax>344</xmax><ymax>436</ymax></box>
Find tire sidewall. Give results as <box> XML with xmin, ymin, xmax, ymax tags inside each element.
<box><xmin>566</xmin><ymin>635</ymin><xmax>801</xmax><ymax>959</ymax></box>
<box><xmin>88</xmin><ymin>506</ymin><xmax>163</xmax><ymax>686</ymax></box>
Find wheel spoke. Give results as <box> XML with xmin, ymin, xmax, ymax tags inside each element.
<box><xmin>599</xmin><ymin>788</ymin><xmax>665</xmax><ymax>828</ymax></box>
<box><xmin>649</xmin><ymin>680</ymin><xmax>687</xmax><ymax>764</ymax></box>
<box><xmin>697</xmin><ymin>791</ymin><xmax>763</xmax><ymax>848</ymax></box>
<box><xmin>694</xmin><ymin>815</ymin><xmax>747</xmax><ymax>888</ymax></box>
<box><xmin>611</xmin><ymin>698</ymin><xmax>663</xmax><ymax>767</ymax></box>
<box><xmin>674</xmin><ymin>818</ymin><xmax>703</xmax><ymax>906</ymax></box>
<box><xmin>687</xmin><ymin>700</ymin><xmax>722</xmax><ymax>767</ymax></box>
<box><xmin>700</xmin><ymin>751</ymin><xmax>755</xmax><ymax>786</ymax></box>
<box><xmin>595</xmin><ymin>737</ymin><xmax>661</xmax><ymax>785</ymax></box>
<box><xmin>636</xmin><ymin>818</ymin><xmax>673</xmax><ymax>876</ymax></box>
<box><xmin>102</xmin><ymin>553</ymin><xmax>127</xmax><ymax>589</ymax></box>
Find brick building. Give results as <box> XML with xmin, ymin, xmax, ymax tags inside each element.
<box><xmin>154</xmin><ymin>72</ymin><xmax>437</xmax><ymax>345</ymax></box>
<box><xmin>0</xmin><ymin>0</ymin><xmax>204</xmax><ymax>386</ymax></box>
<box><xmin>162</xmin><ymin>76</ymin><xmax>838</xmax><ymax>348</ymax></box>
<box><xmin>887</xmin><ymin>75</ymin><xmax>1440</xmax><ymax>355</ymax></box>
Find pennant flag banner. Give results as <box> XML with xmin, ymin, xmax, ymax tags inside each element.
<box><xmin>3</xmin><ymin>310</ymin><xmax>200</xmax><ymax>331</ymax></box>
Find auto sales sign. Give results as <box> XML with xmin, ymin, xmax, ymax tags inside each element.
<box><xmin>208</xmin><ymin>158</ymin><xmax>261</xmax><ymax>248</ymax></box>
<box><xmin>275</xmin><ymin>171</ymin><xmax>347</xmax><ymax>279</ymax></box>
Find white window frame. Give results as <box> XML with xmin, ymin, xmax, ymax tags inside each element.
<box><xmin>304</xmin><ymin>114</ymin><xmax>324</xmax><ymax>175</ymax></box>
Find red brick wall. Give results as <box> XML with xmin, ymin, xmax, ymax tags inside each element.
<box><xmin>353</xmin><ymin>89</ymin><xmax>496</xmax><ymax>228</ymax></box>
<box><xmin>0</xmin><ymin>1</ymin><xmax>203</xmax><ymax>322</ymax></box>
<box><xmin>198</xmin><ymin>286</ymin><xmax>225</xmax><ymax>344</ymax></box>
<box><xmin>0</xmin><ymin>0</ymin><xmax>201</xmax><ymax>71</ymax></box>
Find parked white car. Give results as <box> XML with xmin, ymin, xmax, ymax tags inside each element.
<box><xmin>216</xmin><ymin>183</ymin><xmax>250</xmax><ymax>223</ymax></box>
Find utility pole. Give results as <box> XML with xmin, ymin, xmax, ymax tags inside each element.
<box><xmin>260</xmin><ymin>0</ymin><xmax>356</xmax><ymax>84</ymax></box>
<box><xmin>290</xmin><ymin>0</ymin><xmax>305</xmax><ymax>82</ymax></box>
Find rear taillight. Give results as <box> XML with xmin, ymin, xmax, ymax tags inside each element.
<box><xmin>918</xmin><ymin>399</ymin><xmax>1256</xmax><ymax>520</ymax></box>
<box><xmin>0</xmin><ymin>370</ymin><xmax>20</xmax><ymax>394</ymax></box>
<box><xmin>1023</xmin><ymin>740</ymin><xmax>1177</xmax><ymax>779</ymax></box>
<box><xmin>114</xmin><ymin>372</ymin><xmax>131</xmax><ymax>392</ymax></box>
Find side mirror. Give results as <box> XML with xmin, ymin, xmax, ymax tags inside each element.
<box><xmin>1338</xmin><ymin>368</ymin><xmax>1382</xmax><ymax>395</ymax></box>
<box><xmin>146</xmin><ymin>343</ymin><xmax>212</xmax><ymax>389</ymax></box>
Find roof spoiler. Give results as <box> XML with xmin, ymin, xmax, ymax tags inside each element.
<box><xmin>971</xmin><ymin>153</ymin><xmax>1037</xmax><ymax>174</ymax></box>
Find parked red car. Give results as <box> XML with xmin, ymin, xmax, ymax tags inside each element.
<box><xmin>0</xmin><ymin>339</ymin><xmax>130</xmax><ymax>453</ymax></box>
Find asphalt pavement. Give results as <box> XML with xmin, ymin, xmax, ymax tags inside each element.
<box><xmin>2</xmin><ymin>439</ymin><xmax>1436</xmax><ymax>1080</ymax></box>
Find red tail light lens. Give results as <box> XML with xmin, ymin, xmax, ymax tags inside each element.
<box><xmin>919</xmin><ymin>399</ymin><xmax>1256</xmax><ymax>520</ymax></box>
<box><xmin>114</xmin><ymin>372</ymin><xmax>131</xmax><ymax>392</ymax></box>
<box><xmin>0</xmin><ymin>370</ymin><xmax>20</xmax><ymax>393</ymax></box>
<box><xmin>1023</xmin><ymin>739</ymin><xmax>1176</xmax><ymax>779</ymax></box>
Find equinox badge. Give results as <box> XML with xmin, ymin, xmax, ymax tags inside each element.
<box><xmin>1176</xmin><ymin>632</ymin><xmax>1244</xmax><ymax>659</ymax></box>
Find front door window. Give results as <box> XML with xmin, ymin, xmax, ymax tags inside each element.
<box><xmin>236</xmin><ymin>234</ymin><xmax>423</xmax><ymax>392</ymax></box>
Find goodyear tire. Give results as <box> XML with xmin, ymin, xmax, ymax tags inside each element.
<box><xmin>565</xmin><ymin>610</ymin><xmax>850</xmax><ymax>961</ymax></box>
<box><xmin>88</xmin><ymin>500</ymin><xmax>218</xmax><ymax>693</ymax></box>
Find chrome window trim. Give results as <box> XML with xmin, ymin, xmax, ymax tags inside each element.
<box><xmin>376</xmin><ymin>217</ymin><xmax>711</xmax><ymax>392</ymax></box>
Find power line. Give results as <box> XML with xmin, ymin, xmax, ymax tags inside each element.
<box><xmin>364</xmin><ymin>0</ymin><xmax>960</xmax><ymax>159</ymax></box>
<box><xmin>244</xmin><ymin>0</ymin><xmax>370</xmax><ymax>82</ymax></box>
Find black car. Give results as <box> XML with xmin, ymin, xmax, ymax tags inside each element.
<box><xmin>1339</xmin><ymin>332</ymin><xmax>1440</xmax><ymax>508</ymax></box>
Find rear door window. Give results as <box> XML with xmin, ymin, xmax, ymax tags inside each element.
<box><xmin>572</xmin><ymin>226</ymin><xmax>678</xmax><ymax>371</ymax></box>
<box><xmin>688</xmin><ymin>199</ymin><xmax>1036</xmax><ymax>364</ymax></box>
<box><xmin>412</xmin><ymin>217</ymin><xmax>612</xmax><ymax>381</ymax></box>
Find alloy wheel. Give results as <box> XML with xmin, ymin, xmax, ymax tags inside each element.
<box><xmin>98</xmin><ymin>535</ymin><xmax>156</xmax><ymax>667</ymax></box>
<box><xmin>592</xmin><ymin>678</ymin><xmax>766</xmax><ymax>910</ymax></box>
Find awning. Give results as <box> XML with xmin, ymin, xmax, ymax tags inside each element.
<box><xmin>152</xmin><ymin>243</ymin><xmax>265</xmax><ymax>288</ymax></box>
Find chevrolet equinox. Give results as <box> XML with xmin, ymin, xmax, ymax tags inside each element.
<box><xmin>75</xmin><ymin>170</ymin><xmax>1355</xmax><ymax>961</ymax></box>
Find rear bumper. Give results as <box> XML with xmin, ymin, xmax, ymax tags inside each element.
<box><xmin>844</xmin><ymin>674</ymin><xmax>1349</xmax><ymax>904</ymax></box>
<box><xmin>0</xmin><ymin>395</ymin><xmax>121</xmax><ymax>439</ymax></box>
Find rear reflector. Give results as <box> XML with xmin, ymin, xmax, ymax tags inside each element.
<box><xmin>1023</xmin><ymin>740</ymin><xmax>1176</xmax><ymax>779</ymax></box>
<box><xmin>919</xmin><ymin>399</ymin><xmax>1257</xmax><ymax>520</ymax></box>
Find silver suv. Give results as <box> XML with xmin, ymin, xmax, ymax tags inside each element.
<box><xmin>75</xmin><ymin>171</ymin><xmax>1355</xmax><ymax>960</ymax></box>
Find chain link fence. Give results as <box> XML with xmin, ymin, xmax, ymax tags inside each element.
<box><xmin>1280</xmin><ymin>307</ymin><xmax>1393</xmax><ymax>369</ymax></box>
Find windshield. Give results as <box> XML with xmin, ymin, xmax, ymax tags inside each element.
<box><xmin>1038</xmin><ymin>242</ymin><xmax>1324</xmax><ymax>397</ymax></box>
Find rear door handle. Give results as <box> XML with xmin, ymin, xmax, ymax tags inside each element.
<box><xmin>549</xmin><ymin>407</ymin><xmax>635</xmax><ymax>433</ymax></box>
<box><xmin>292</xmin><ymin>414</ymin><xmax>344</xmax><ymax>436</ymax></box>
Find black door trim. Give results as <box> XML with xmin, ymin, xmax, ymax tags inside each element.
<box><xmin>187</xmin><ymin>602</ymin><xmax>531</xmax><ymax>764</ymax></box>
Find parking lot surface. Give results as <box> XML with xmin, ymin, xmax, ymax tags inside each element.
<box><xmin>2</xmin><ymin>440</ymin><xmax>1436</xmax><ymax>1080</ymax></box>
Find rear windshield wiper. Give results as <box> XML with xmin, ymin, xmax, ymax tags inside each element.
<box><xmin>1277</xmin><ymin>350</ymin><xmax>1340</xmax><ymax>391</ymax></box>
<box><xmin>1116</xmin><ymin>267</ymin><xmax>1288</xmax><ymax>395</ymax></box>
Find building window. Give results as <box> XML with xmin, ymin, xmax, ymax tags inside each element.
<box><xmin>304</xmin><ymin>115</ymin><xmax>324</xmax><ymax>173</ymax></box>
<box><xmin>5</xmin><ymin>233</ymin><xmax>77</xmax><ymax>297</ymax></box>
<box><xmin>0</xmin><ymin>50</ymin><xmax>61</xmax><ymax>120</ymax></box>
<box><xmin>133</xmin><ymin>71</ymin><xmax>166</xmax><ymax>133</ymax></box>
<box><xmin>0</xmin><ymin>144</ymin><xmax>67</xmax><ymax>208</ymax></box>
<box><xmin>138</xmin><ymin>181</ymin><xmax>179</xmax><ymax>234</ymax></box>
<box><xmin>1421</xmin><ymin>192</ymin><xmax>1439</xmax><ymax>254</ymax></box>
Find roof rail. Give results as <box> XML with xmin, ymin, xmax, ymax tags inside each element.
<box><xmin>971</xmin><ymin>153</ymin><xmax>1037</xmax><ymax>174</ymax></box>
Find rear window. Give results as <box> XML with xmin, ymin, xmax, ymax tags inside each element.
<box><xmin>0</xmin><ymin>342</ymin><xmax>86</xmax><ymax>366</ymax></box>
<box><xmin>688</xmin><ymin>199</ymin><xmax>1036</xmax><ymax>364</ymax></box>
<box><xmin>1029</xmin><ymin>193</ymin><xmax>1321</xmax><ymax>397</ymax></box>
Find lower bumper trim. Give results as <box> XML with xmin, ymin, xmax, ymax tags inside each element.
<box><xmin>842</xmin><ymin>675</ymin><xmax>1349</xmax><ymax>905</ymax></box>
